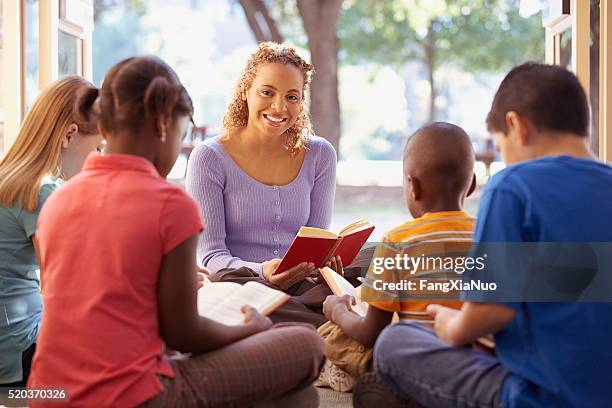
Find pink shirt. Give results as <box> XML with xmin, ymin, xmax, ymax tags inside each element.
<box><xmin>29</xmin><ymin>153</ymin><xmax>203</xmax><ymax>407</ymax></box>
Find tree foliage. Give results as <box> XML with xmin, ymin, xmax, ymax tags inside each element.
<box><xmin>339</xmin><ymin>0</ymin><xmax>544</xmax><ymax>73</ymax></box>
<box><xmin>339</xmin><ymin>0</ymin><xmax>544</xmax><ymax>121</ymax></box>
<box><xmin>267</xmin><ymin>0</ymin><xmax>544</xmax><ymax>122</ymax></box>
<box><xmin>94</xmin><ymin>0</ymin><xmax>146</xmax><ymax>22</ymax></box>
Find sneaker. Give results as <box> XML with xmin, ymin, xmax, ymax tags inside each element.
<box><xmin>314</xmin><ymin>359</ymin><xmax>333</xmax><ymax>388</ymax></box>
<box><xmin>328</xmin><ymin>361</ymin><xmax>356</xmax><ymax>392</ymax></box>
<box><xmin>314</xmin><ymin>359</ymin><xmax>356</xmax><ymax>392</ymax></box>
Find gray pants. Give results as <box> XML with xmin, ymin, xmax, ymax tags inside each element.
<box><xmin>374</xmin><ymin>323</ymin><xmax>509</xmax><ymax>408</ymax></box>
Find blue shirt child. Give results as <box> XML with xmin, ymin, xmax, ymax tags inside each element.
<box><xmin>472</xmin><ymin>156</ymin><xmax>612</xmax><ymax>408</ymax></box>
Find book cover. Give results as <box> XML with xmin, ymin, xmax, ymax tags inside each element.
<box><xmin>274</xmin><ymin>220</ymin><xmax>374</xmax><ymax>275</ymax></box>
<box><xmin>333</xmin><ymin>225</ymin><xmax>375</xmax><ymax>266</ymax></box>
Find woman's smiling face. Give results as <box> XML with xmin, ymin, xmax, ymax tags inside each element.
<box><xmin>245</xmin><ymin>62</ymin><xmax>304</xmax><ymax>139</ymax></box>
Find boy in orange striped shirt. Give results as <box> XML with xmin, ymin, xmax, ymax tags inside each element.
<box><xmin>317</xmin><ymin>122</ymin><xmax>476</xmax><ymax>391</ymax></box>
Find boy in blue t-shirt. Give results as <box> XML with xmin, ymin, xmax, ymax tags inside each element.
<box><xmin>373</xmin><ymin>63</ymin><xmax>612</xmax><ymax>407</ymax></box>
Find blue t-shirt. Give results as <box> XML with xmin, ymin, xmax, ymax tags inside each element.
<box><xmin>0</xmin><ymin>178</ymin><xmax>59</xmax><ymax>383</ymax></box>
<box><xmin>473</xmin><ymin>156</ymin><xmax>612</xmax><ymax>408</ymax></box>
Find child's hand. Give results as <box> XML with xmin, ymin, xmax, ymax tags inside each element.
<box><xmin>426</xmin><ymin>304</ymin><xmax>460</xmax><ymax>345</ymax></box>
<box><xmin>263</xmin><ymin>259</ymin><xmax>315</xmax><ymax>290</ymax></box>
<box><xmin>197</xmin><ymin>273</ymin><xmax>205</xmax><ymax>288</ymax></box>
<box><xmin>196</xmin><ymin>266</ymin><xmax>210</xmax><ymax>289</ymax></box>
<box><xmin>241</xmin><ymin>305</ymin><xmax>272</xmax><ymax>334</ymax></box>
<box><xmin>323</xmin><ymin>294</ymin><xmax>355</xmax><ymax>322</ymax></box>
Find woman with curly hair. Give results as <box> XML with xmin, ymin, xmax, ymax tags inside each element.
<box><xmin>187</xmin><ymin>42</ymin><xmax>337</xmax><ymax>321</ymax></box>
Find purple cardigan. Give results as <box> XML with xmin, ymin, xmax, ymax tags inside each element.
<box><xmin>186</xmin><ymin>135</ymin><xmax>337</xmax><ymax>276</ymax></box>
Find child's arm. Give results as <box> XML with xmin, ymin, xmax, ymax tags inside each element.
<box><xmin>158</xmin><ymin>233</ymin><xmax>271</xmax><ymax>353</ymax></box>
<box><xmin>426</xmin><ymin>302</ymin><xmax>516</xmax><ymax>346</ymax></box>
<box><xmin>323</xmin><ymin>295</ymin><xmax>393</xmax><ymax>347</ymax></box>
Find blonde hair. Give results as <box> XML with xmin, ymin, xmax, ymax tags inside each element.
<box><xmin>0</xmin><ymin>76</ymin><xmax>98</xmax><ymax>212</ymax></box>
<box><xmin>222</xmin><ymin>42</ymin><xmax>314</xmax><ymax>152</ymax></box>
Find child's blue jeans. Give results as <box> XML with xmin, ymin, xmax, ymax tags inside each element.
<box><xmin>374</xmin><ymin>322</ymin><xmax>508</xmax><ymax>408</ymax></box>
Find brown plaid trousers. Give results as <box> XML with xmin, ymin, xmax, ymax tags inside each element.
<box><xmin>139</xmin><ymin>323</ymin><xmax>324</xmax><ymax>408</ymax></box>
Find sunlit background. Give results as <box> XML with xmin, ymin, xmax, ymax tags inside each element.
<box><xmin>0</xmin><ymin>0</ymin><xmax>547</xmax><ymax>238</ymax></box>
<box><xmin>90</xmin><ymin>0</ymin><xmax>545</xmax><ymax>238</ymax></box>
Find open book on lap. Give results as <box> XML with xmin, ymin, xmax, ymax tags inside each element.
<box><xmin>274</xmin><ymin>219</ymin><xmax>374</xmax><ymax>275</ymax></box>
<box><xmin>197</xmin><ymin>280</ymin><xmax>289</xmax><ymax>325</ymax></box>
<box><xmin>319</xmin><ymin>266</ymin><xmax>368</xmax><ymax>317</ymax></box>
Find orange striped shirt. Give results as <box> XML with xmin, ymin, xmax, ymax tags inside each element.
<box><xmin>361</xmin><ymin>211</ymin><xmax>475</xmax><ymax>320</ymax></box>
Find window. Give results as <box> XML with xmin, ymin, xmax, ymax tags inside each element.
<box><xmin>58</xmin><ymin>29</ymin><xmax>81</xmax><ymax>76</ymax></box>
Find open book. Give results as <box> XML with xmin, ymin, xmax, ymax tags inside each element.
<box><xmin>319</xmin><ymin>267</ymin><xmax>368</xmax><ymax>316</ymax></box>
<box><xmin>197</xmin><ymin>279</ymin><xmax>289</xmax><ymax>325</ymax></box>
<box><xmin>274</xmin><ymin>219</ymin><xmax>375</xmax><ymax>275</ymax></box>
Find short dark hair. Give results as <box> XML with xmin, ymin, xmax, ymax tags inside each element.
<box><xmin>403</xmin><ymin>122</ymin><xmax>475</xmax><ymax>198</ymax></box>
<box><xmin>486</xmin><ymin>63</ymin><xmax>589</xmax><ymax>137</ymax></box>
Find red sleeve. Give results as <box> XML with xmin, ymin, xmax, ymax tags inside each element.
<box><xmin>159</xmin><ymin>189</ymin><xmax>204</xmax><ymax>254</ymax></box>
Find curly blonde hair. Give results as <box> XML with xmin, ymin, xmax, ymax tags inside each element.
<box><xmin>223</xmin><ymin>42</ymin><xmax>314</xmax><ymax>152</ymax></box>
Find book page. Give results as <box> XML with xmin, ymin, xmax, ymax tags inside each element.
<box><xmin>339</xmin><ymin>219</ymin><xmax>373</xmax><ymax>236</ymax></box>
<box><xmin>201</xmin><ymin>281</ymin><xmax>289</xmax><ymax>325</ymax></box>
<box><xmin>197</xmin><ymin>282</ymin><xmax>242</xmax><ymax>317</ymax></box>
<box><xmin>297</xmin><ymin>226</ymin><xmax>338</xmax><ymax>239</ymax></box>
<box><xmin>202</xmin><ymin>301</ymin><xmax>246</xmax><ymax>325</ymax></box>
<box><xmin>230</xmin><ymin>281</ymin><xmax>288</xmax><ymax>312</ymax></box>
<box><xmin>320</xmin><ymin>267</ymin><xmax>368</xmax><ymax>316</ymax></box>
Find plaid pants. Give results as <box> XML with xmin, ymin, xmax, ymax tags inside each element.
<box><xmin>140</xmin><ymin>323</ymin><xmax>324</xmax><ymax>408</ymax></box>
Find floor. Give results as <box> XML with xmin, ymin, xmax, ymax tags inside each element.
<box><xmin>317</xmin><ymin>388</ymin><xmax>353</xmax><ymax>408</ymax></box>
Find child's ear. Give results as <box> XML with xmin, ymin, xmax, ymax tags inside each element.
<box><xmin>61</xmin><ymin>123</ymin><xmax>79</xmax><ymax>148</ymax></box>
<box><xmin>409</xmin><ymin>176</ymin><xmax>422</xmax><ymax>201</ymax></box>
<box><xmin>505</xmin><ymin>111</ymin><xmax>529</xmax><ymax>145</ymax></box>
<box><xmin>466</xmin><ymin>173</ymin><xmax>477</xmax><ymax>198</ymax></box>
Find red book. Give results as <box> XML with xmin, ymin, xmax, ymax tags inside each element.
<box><xmin>274</xmin><ymin>219</ymin><xmax>375</xmax><ymax>275</ymax></box>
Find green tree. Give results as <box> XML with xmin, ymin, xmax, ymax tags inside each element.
<box><xmin>338</xmin><ymin>0</ymin><xmax>545</xmax><ymax>121</ymax></box>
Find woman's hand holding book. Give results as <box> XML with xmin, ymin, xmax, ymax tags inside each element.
<box><xmin>262</xmin><ymin>259</ymin><xmax>316</xmax><ymax>290</ymax></box>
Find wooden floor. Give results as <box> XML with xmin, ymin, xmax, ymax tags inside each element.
<box><xmin>317</xmin><ymin>387</ymin><xmax>352</xmax><ymax>408</ymax></box>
